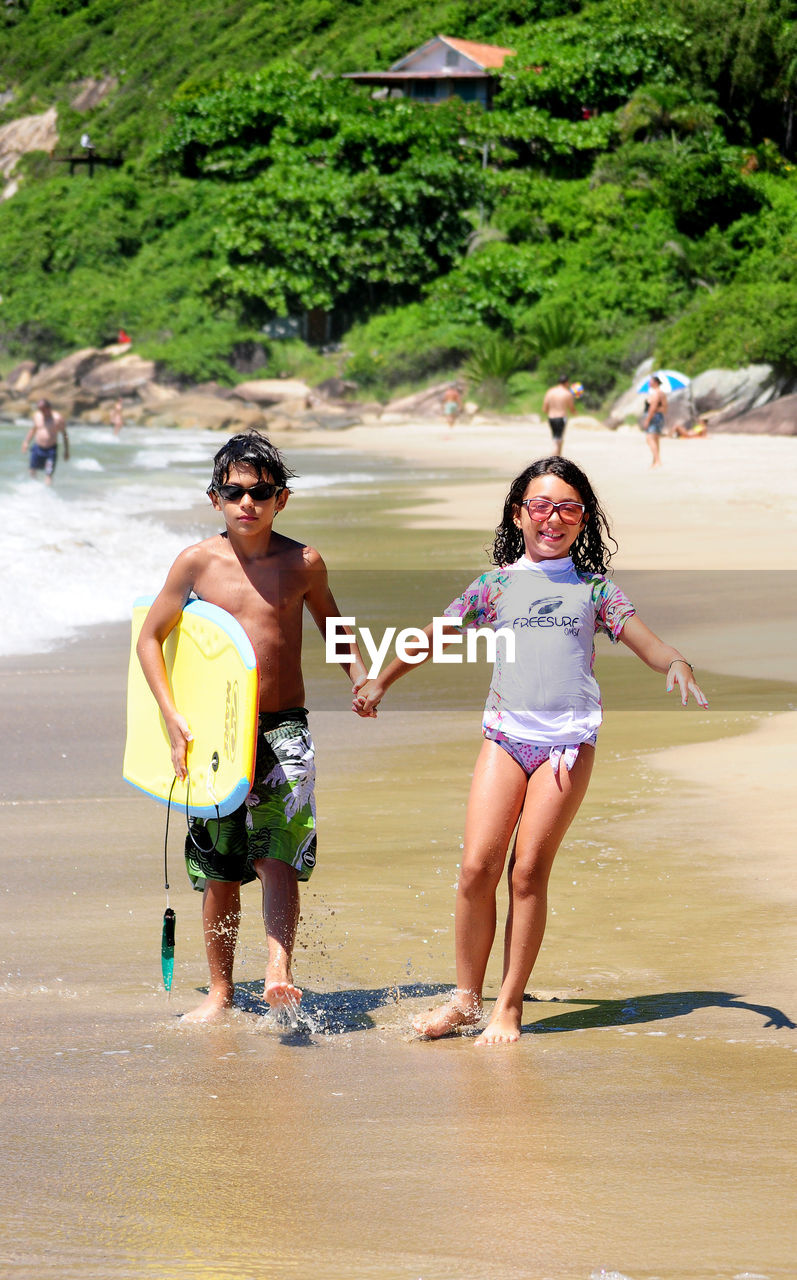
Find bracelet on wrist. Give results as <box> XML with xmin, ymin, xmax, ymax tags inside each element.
<box><xmin>667</xmin><ymin>658</ymin><xmax>693</xmax><ymax>674</ymax></box>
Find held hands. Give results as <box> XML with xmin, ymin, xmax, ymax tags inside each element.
<box><xmin>666</xmin><ymin>659</ymin><xmax>708</xmax><ymax>709</ymax></box>
<box><xmin>167</xmin><ymin>712</ymin><xmax>194</xmax><ymax>779</ymax></box>
<box><xmin>352</xmin><ymin>677</ymin><xmax>385</xmax><ymax>719</ymax></box>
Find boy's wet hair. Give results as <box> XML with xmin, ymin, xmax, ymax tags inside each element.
<box><xmin>208</xmin><ymin>432</ymin><xmax>296</xmax><ymax>493</ymax></box>
<box><xmin>492</xmin><ymin>456</ymin><xmax>617</xmax><ymax>576</ymax></box>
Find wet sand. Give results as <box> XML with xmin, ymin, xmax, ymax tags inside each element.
<box><xmin>2</xmin><ymin>419</ymin><xmax>796</xmax><ymax>1279</ymax></box>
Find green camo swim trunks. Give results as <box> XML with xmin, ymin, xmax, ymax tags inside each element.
<box><xmin>185</xmin><ymin>708</ymin><xmax>317</xmax><ymax>890</ymax></box>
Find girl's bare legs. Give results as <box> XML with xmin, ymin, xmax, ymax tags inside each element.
<box><xmin>254</xmin><ymin>857</ymin><xmax>302</xmax><ymax>1009</ymax></box>
<box><xmin>182</xmin><ymin>880</ymin><xmax>241</xmax><ymax>1022</ymax></box>
<box><xmin>413</xmin><ymin>742</ymin><xmax>528</xmax><ymax>1037</ymax></box>
<box><xmin>476</xmin><ymin>745</ymin><xmax>594</xmax><ymax>1045</ymax></box>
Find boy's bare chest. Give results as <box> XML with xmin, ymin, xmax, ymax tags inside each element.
<box><xmin>194</xmin><ymin>556</ymin><xmax>305</xmax><ymax>629</ymax></box>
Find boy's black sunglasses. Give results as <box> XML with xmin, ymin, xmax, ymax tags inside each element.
<box><xmin>209</xmin><ymin>481</ymin><xmax>283</xmax><ymax>502</ymax></box>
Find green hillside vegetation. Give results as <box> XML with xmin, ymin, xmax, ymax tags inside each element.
<box><xmin>2</xmin><ymin>0</ymin><xmax>797</xmax><ymax>406</ymax></box>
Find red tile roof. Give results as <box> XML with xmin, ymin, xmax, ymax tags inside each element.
<box><xmin>439</xmin><ymin>36</ymin><xmax>516</xmax><ymax>69</ymax></box>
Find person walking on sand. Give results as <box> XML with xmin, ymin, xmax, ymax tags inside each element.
<box><xmin>642</xmin><ymin>375</ymin><xmax>668</xmax><ymax>467</ymax></box>
<box><xmin>353</xmin><ymin>456</ymin><xmax>707</xmax><ymax>1046</ymax></box>
<box><xmin>22</xmin><ymin>399</ymin><xmax>70</xmax><ymax>485</ymax></box>
<box><xmin>137</xmin><ymin>432</ymin><xmax>371</xmax><ymax>1023</ymax></box>
<box><xmin>542</xmin><ymin>374</ymin><xmax>576</xmax><ymax>456</ymax></box>
<box><xmin>441</xmin><ymin>384</ymin><xmax>463</xmax><ymax>429</ymax></box>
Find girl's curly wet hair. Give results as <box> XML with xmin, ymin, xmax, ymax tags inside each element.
<box><xmin>208</xmin><ymin>431</ymin><xmax>296</xmax><ymax>493</ymax></box>
<box><xmin>491</xmin><ymin>456</ymin><xmax>617</xmax><ymax>575</ymax></box>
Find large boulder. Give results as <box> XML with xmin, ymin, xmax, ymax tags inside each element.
<box><xmin>138</xmin><ymin>392</ymin><xmax>269</xmax><ymax>431</ymax></box>
<box><xmin>136</xmin><ymin>380</ymin><xmax>180</xmax><ymax>407</ymax></box>
<box><xmin>27</xmin><ymin>348</ymin><xmax>107</xmax><ymax>399</ymax></box>
<box><xmin>710</xmin><ymin>394</ymin><xmax>797</xmax><ymax>436</ymax></box>
<box><xmin>80</xmin><ymin>353</ymin><xmax>157</xmax><ymax>398</ymax></box>
<box><xmin>314</xmin><ymin>376</ymin><xmax>360</xmax><ymax>403</ymax></box>
<box><xmin>691</xmin><ymin>365</ymin><xmax>776</xmax><ymax>416</ymax></box>
<box><xmin>606</xmin><ymin>385</ymin><xmax>645</xmax><ymax>427</ymax></box>
<box><xmin>230</xmin><ymin>378</ymin><xmax>313</xmax><ymax>405</ymax></box>
<box><xmin>0</xmin><ymin>106</ymin><xmax>59</xmax><ymax>199</ymax></box>
<box><xmin>4</xmin><ymin>360</ymin><xmax>37</xmax><ymax>392</ymax></box>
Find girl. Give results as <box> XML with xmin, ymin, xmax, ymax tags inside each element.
<box><xmin>353</xmin><ymin>457</ymin><xmax>707</xmax><ymax>1046</ymax></box>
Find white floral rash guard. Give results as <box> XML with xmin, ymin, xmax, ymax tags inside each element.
<box><xmin>444</xmin><ymin>555</ymin><xmax>635</xmax><ymax>746</ymax></box>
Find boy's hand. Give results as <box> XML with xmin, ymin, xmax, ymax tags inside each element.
<box><xmin>166</xmin><ymin>713</ymin><xmax>194</xmax><ymax>778</ymax></box>
<box><xmin>352</xmin><ymin>677</ymin><xmax>384</xmax><ymax>718</ymax></box>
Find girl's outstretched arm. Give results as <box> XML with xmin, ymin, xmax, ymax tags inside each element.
<box><xmin>619</xmin><ymin>615</ymin><xmax>708</xmax><ymax>708</ymax></box>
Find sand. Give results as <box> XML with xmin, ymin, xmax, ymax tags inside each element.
<box><xmin>2</xmin><ymin>415</ymin><xmax>796</xmax><ymax>1280</ymax></box>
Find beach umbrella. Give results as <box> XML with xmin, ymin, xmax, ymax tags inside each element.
<box><xmin>637</xmin><ymin>369</ymin><xmax>691</xmax><ymax>395</ymax></box>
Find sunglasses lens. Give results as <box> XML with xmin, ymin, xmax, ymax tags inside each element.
<box><xmin>217</xmin><ymin>483</ymin><xmax>277</xmax><ymax>501</ymax></box>
<box><xmin>527</xmin><ymin>501</ymin><xmax>553</xmax><ymax>521</ymax></box>
<box><xmin>559</xmin><ymin>504</ymin><xmax>583</xmax><ymax>524</ymax></box>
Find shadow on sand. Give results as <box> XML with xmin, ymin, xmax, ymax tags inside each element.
<box><xmin>520</xmin><ymin>989</ymin><xmax>795</xmax><ymax>1036</ymax></box>
<box><xmin>220</xmin><ymin>983</ymin><xmax>794</xmax><ymax>1041</ymax></box>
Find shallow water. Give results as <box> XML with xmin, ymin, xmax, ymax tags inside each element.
<box><xmin>2</xmin><ymin>437</ymin><xmax>796</xmax><ymax>1279</ymax></box>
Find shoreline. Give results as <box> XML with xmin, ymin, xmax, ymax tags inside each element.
<box><xmin>4</xmin><ymin>412</ymin><xmax>796</xmax><ymax>1280</ymax></box>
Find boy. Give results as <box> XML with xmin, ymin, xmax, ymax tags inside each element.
<box><xmin>137</xmin><ymin>432</ymin><xmax>369</xmax><ymax>1022</ymax></box>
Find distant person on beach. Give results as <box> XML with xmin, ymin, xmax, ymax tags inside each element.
<box><xmin>441</xmin><ymin>385</ymin><xmax>463</xmax><ymax>428</ymax></box>
<box><xmin>542</xmin><ymin>374</ymin><xmax>576</xmax><ymax>456</ymax></box>
<box><xmin>353</xmin><ymin>456</ymin><xmax>707</xmax><ymax>1046</ymax></box>
<box><xmin>136</xmin><ymin>432</ymin><xmax>371</xmax><ymax>1023</ymax></box>
<box><xmin>111</xmin><ymin>399</ymin><xmax>124</xmax><ymax>437</ymax></box>
<box><xmin>21</xmin><ymin>399</ymin><xmax>70</xmax><ymax>485</ymax></box>
<box><xmin>642</xmin><ymin>375</ymin><xmax>668</xmax><ymax>467</ymax></box>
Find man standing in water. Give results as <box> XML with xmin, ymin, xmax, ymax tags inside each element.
<box><xmin>542</xmin><ymin>374</ymin><xmax>576</xmax><ymax>456</ymax></box>
<box><xmin>22</xmin><ymin>399</ymin><xmax>70</xmax><ymax>484</ymax></box>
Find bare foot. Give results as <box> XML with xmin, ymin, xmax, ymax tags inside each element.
<box><xmin>474</xmin><ymin>1007</ymin><xmax>522</xmax><ymax>1046</ymax></box>
<box><xmin>412</xmin><ymin>992</ymin><xmax>482</xmax><ymax>1039</ymax></box>
<box><xmin>181</xmin><ymin>985</ymin><xmax>234</xmax><ymax>1024</ymax></box>
<box><xmin>264</xmin><ymin>978</ymin><xmax>302</xmax><ymax>1011</ymax></box>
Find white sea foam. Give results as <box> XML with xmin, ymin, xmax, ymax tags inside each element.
<box><xmin>0</xmin><ymin>423</ymin><xmax>384</xmax><ymax>657</ymax></box>
<box><xmin>0</xmin><ymin>480</ymin><xmax>194</xmax><ymax>656</ymax></box>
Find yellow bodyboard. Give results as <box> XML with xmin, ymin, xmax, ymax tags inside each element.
<box><xmin>123</xmin><ymin>598</ymin><xmax>259</xmax><ymax>817</ymax></box>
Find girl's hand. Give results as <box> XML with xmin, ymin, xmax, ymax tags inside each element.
<box><xmin>352</xmin><ymin>677</ymin><xmax>384</xmax><ymax>718</ymax></box>
<box><xmin>166</xmin><ymin>713</ymin><xmax>193</xmax><ymax>778</ymax></box>
<box><xmin>667</xmin><ymin>660</ymin><xmax>708</xmax><ymax>709</ymax></box>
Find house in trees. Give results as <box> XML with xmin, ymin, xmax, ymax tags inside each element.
<box><xmin>343</xmin><ymin>35</ymin><xmax>515</xmax><ymax>109</ymax></box>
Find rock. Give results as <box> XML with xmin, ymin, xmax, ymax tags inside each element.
<box><xmin>313</xmin><ymin>376</ymin><xmax>360</xmax><ymax>403</ymax></box>
<box><xmin>691</xmin><ymin>365</ymin><xmax>776</xmax><ymax>415</ymax></box>
<box><xmin>4</xmin><ymin>360</ymin><xmax>37</xmax><ymax>392</ymax></box>
<box><xmin>80</xmin><ymin>354</ymin><xmax>157</xmax><ymax>398</ymax></box>
<box><xmin>138</xmin><ymin>392</ymin><xmax>269</xmax><ymax>431</ymax></box>
<box><xmin>0</xmin><ymin>106</ymin><xmax>59</xmax><ymax>200</ymax></box>
<box><xmin>606</xmin><ymin>386</ymin><xmax>645</xmax><ymax>428</ymax></box>
<box><xmin>229</xmin><ymin>341</ymin><xmax>269</xmax><ymax>375</ymax></box>
<box><xmin>27</xmin><ymin>348</ymin><xmax>107</xmax><ymax>396</ymax></box>
<box><xmin>70</xmin><ymin>76</ymin><xmax>118</xmax><ymax>112</ymax></box>
<box><xmin>383</xmin><ymin>381</ymin><xmax>460</xmax><ymax>416</ymax></box>
<box><xmin>136</xmin><ymin>381</ymin><xmax>180</xmax><ymax>407</ymax></box>
<box><xmin>230</xmin><ymin>378</ymin><xmax>313</xmax><ymax>404</ymax></box>
<box><xmin>101</xmin><ymin>342</ymin><xmax>135</xmax><ymax>357</ymax></box>
<box><xmin>710</xmin><ymin>394</ymin><xmax>797</xmax><ymax>436</ymax></box>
